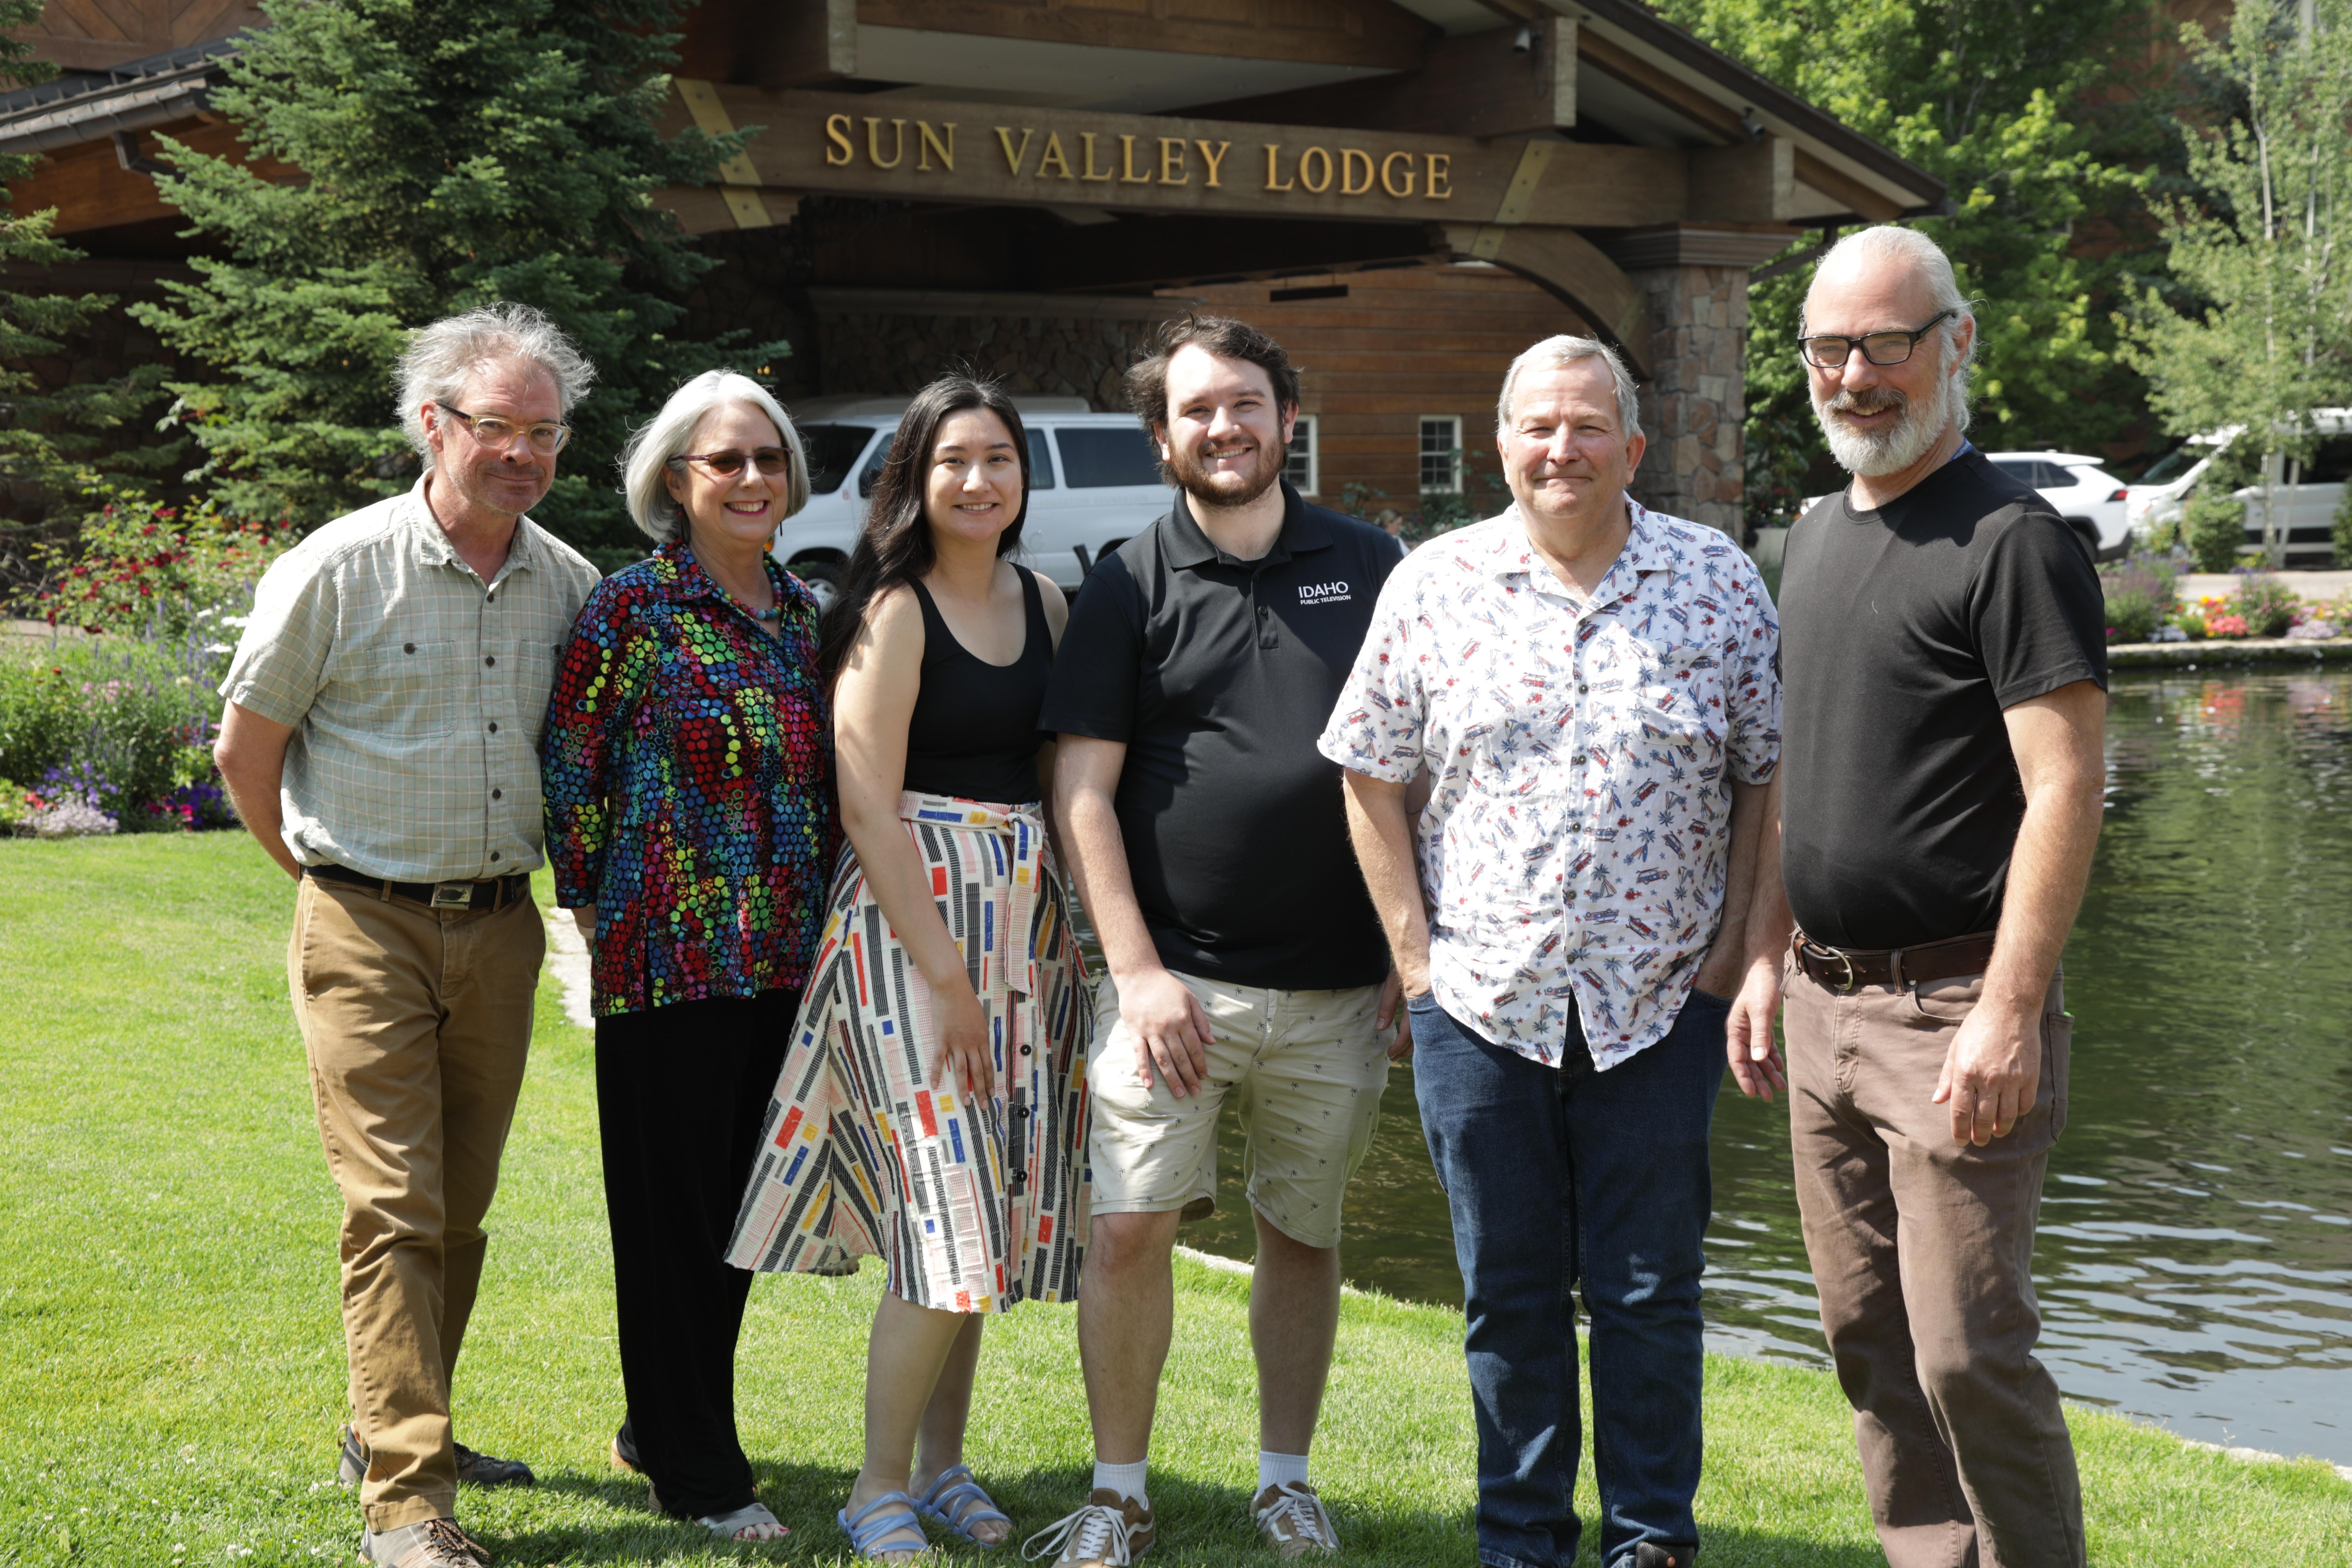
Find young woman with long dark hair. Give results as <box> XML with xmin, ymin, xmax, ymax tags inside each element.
<box><xmin>726</xmin><ymin>375</ymin><xmax>1094</xmax><ymax>1562</ymax></box>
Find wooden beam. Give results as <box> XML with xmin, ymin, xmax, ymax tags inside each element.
<box><xmin>1436</xmin><ymin>220</ymin><xmax>1651</xmax><ymax>378</ymax></box>
<box><xmin>1791</xmin><ymin>148</ymin><xmax>1903</xmax><ymax>222</ymax></box>
<box><xmin>665</xmin><ymin>84</ymin><xmax>1690</xmax><ymax>231</ymax></box>
<box><xmin>1576</xmin><ymin>29</ymin><xmax>1741</xmax><ymax>144</ymax></box>
<box><xmin>1688</xmin><ymin>138</ymin><xmax>1791</xmax><ymax>224</ymax></box>
<box><xmin>852</xmin><ymin>0</ymin><xmax>1434</xmax><ymax>72</ymax></box>
<box><xmin>756</xmin><ymin>0</ymin><xmax>856</xmax><ymax>92</ymax></box>
<box><xmin>1191</xmin><ymin>16</ymin><xmax>1576</xmax><ymax>140</ymax></box>
<box><xmin>6</xmin><ymin>118</ymin><xmax>302</xmax><ymax>237</ymax></box>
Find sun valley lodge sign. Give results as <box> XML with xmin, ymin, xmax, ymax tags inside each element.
<box><xmin>668</xmin><ymin>85</ymin><xmax>1790</xmax><ymax>233</ymax></box>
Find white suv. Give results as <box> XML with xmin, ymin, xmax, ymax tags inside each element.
<box><xmin>1983</xmin><ymin>451</ymin><xmax>2134</xmax><ymax>562</ymax></box>
<box><xmin>773</xmin><ymin>395</ymin><xmax>1175</xmax><ymax>607</ymax></box>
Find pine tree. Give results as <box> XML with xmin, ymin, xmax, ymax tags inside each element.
<box><xmin>0</xmin><ymin>0</ymin><xmax>167</xmax><ymax>582</ymax></box>
<box><xmin>130</xmin><ymin>0</ymin><xmax>787</xmax><ymax>564</ymax></box>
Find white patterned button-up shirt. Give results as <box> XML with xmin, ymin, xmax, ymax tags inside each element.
<box><xmin>221</xmin><ymin>478</ymin><xmax>601</xmax><ymax>883</ymax></box>
<box><xmin>1318</xmin><ymin>501</ymin><xmax>1781</xmax><ymax>1069</ymax></box>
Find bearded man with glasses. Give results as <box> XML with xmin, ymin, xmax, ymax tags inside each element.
<box><xmin>1719</xmin><ymin>226</ymin><xmax>2106</xmax><ymax>1568</ymax></box>
<box><xmin>215</xmin><ymin>304</ymin><xmax>602</xmax><ymax>1568</ymax></box>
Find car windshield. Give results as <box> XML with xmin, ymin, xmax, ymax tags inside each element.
<box><xmin>2136</xmin><ymin>444</ymin><xmax>2205</xmax><ymax>486</ymax></box>
<box><xmin>797</xmin><ymin>424</ymin><xmax>880</xmax><ymax>495</ymax></box>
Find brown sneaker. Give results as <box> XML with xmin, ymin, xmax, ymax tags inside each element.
<box><xmin>1021</xmin><ymin>1488</ymin><xmax>1154</xmax><ymax>1565</ymax></box>
<box><xmin>1252</xmin><ymin>1480</ymin><xmax>1338</xmax><ymax>1558</ymax></box>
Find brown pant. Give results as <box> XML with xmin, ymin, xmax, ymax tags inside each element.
<box><xmin>287</xmin><ymin>876</ymin><xmax>542</xmax><ymax>1531</ymax></box>
<box><xmin>1784</xmin><ymin>960</ymin><xmax>2083</xmax><ymax>1568</ymax></box>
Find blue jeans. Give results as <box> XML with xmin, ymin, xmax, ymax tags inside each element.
<box><xmin>1410</xmin><ymin>988</ymin><xmax>1730</xmax><ymax>1568</ymax></box>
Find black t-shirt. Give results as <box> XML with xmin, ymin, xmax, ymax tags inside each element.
<box><xmin>1777</xmin><ymin>449</ymin><xmax>2107</xmax><ymax>950</ymax></box>
<box><xmin>902</xmin><ymin>568</ymin><xmax>1052</xmax><ymax>804</ymax></box>
<box><xmin>1040</xmin><ymin>481</ymin><xmax>1400</xmax><ymax>989</ymax></box>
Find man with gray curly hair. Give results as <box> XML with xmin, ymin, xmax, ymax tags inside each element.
<box><xmin>214</xmin><ymin>303</ymin><xmax>601</xmax><ymax>1568</ymax></box>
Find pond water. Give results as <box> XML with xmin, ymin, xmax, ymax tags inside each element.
<box><xmin>1138</xmin><ymin>669</ymin><xmax>2352</xmax><ymax>1465</ymax></box>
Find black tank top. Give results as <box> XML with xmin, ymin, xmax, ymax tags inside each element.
<box><xmin>902</xmin><ymin>567</ymin><xmax>1052</xmax><ymax>804</ymax></box>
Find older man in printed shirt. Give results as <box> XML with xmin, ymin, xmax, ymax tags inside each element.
<box><xmin>1322</xmin><ymin>335</ymin><xmax>1780</xmax><ymax>1568</ymax></box>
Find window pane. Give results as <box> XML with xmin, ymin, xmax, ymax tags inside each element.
<box><xmin>799</xmin><ymin>424</ymin><xmax>877</xmax><ymax>495</ymax></box>
<box><xmin>857</xmin><ymin>437</ymin><xmax>891</xmax><ymax>498</ymax></box>
<box><xmin>1284</xmin><ymin>418</ymin><xmax>1315</xmax><ymax>490</ymax></box>
<box><xmin>1027</xmin><ymin>428</ymin><xmax>1056</xmax><ymax>489</ymax></box>
<box><xmin>1419</xmin><ymin>418</ymin><xmax>1459</xmax><ymax>492</ymax></box>
<box><xmin>1057</xmin><ymin>426</ymin><xmax>1165</xmax><ymax>489</ymax></box>
<box><xmin>2297</xmin><ymin>438</ymin><xmax>2352</xmax><ymax>485</ymax></box>
<box><xmin>2136</xmin><ymin>444</ymin><xmax>2202</xmax><ymax>485</ymax></box>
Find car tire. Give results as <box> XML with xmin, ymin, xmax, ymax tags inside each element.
<box><xmin>789</xmin><ymin>558</ymin><xmax>845</xmax><ymax>610</ymax></box>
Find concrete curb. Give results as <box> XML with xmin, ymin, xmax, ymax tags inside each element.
<box><xmin>2108</xmin><ymin>636</ymin><xmax>2352</xmax><ymax>667</ymax></box>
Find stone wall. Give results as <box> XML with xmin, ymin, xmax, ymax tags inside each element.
<box><xmin>1623</xmin><ymin>262</ymin><xmax>1748</xmax><ymax>536</ymax></box>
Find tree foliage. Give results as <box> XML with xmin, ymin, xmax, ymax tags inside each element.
<box><xmin>1652</xmin><ymin>0</ymin><xmax>2170</xmax><ymax>519</ymax></box>
<box><xmin>2121</xmin><ymin>0</ymin><xmax>2352</xmax><ymax>565</ymax></box>
<box><xmin>130</xmin><ymin>0</ymin><xmax>787</xmax><ymax>564</ymax></box>
<box><xmin>0</xmin><ymin>0</ymin><xmax>168</xmax><ymax>573</ymax></box>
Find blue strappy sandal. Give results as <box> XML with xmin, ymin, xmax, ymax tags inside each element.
<box><xmin>915</xmin><ymin>1464</ymin><xmax>1011</xmax><ymax>1549</ymax></box>
<box><xmin>838</xmin><ymin>1490</ymin><xmax>931</xmax><ymax>1560</ymax></box>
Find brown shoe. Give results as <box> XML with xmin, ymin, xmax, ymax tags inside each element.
<box><xmin>1022</xmin><ymin>1488</ymin><xmax>1154</xmax><ymax>1565</ymax></box>
<box><xmin>358</xmin><ymin>1518</ymin><xmax>487</xmax><ymax>1568</ymax></box>
<box><xmin>1252</xmin><ymin>1481</ymin><xmax>1338</xmax><ymax>1558</ymax></box>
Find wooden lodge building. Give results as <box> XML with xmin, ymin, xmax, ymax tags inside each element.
<box><xmin>7</xmin><ymin>0</ymin><xmax>1942</xmax><ymax>536</ymax></box>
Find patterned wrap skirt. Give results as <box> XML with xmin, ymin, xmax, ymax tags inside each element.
<box><xmin>725</xmin><ymin>791</ymin><xmax>1093</xmax><ymax>1312</ymax></box>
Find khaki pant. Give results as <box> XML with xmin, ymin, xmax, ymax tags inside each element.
<box><xmin>1087</xmin><ymin>969</ymin><xmax>1390</xmax><ymax>1250</ymax></box>
<box><xmin>1785</xmin><ymin>960</ymin><xmax>2083</xmax><ymax>1568</ymax></box>
<box><xmin>287</xmin><ymin>876</ymin><xmax>542</xmax><ymax>1531</ymax></box>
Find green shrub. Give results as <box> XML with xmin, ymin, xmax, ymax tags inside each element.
<box><xmin>2228</xmin><ymin>574</ymin><xmax>2301</xmax><ymax>637</ymax></box>
<box><xmin>2182</xmin><ymin>490</ymin><xmax>2248</xmax><ymax>573</ymax></box>
<box><xmin>2334</xmin><ymin>481</ymin><xmax>2352</xmax><ymax>568</ymax></box>
<box><xmin>0</xmin><ymin>639</ymin><xmax>219</xmax><ymax>829</ymax></box>
<box><xmin>2104</xmin><ymin>587</ymin><xmax>2163</xmax><ymax>644</ymax></box>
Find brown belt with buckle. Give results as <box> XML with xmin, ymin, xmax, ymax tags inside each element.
<box><xmin>1790</xmin><ymin>928</ymin><xmax>1999</xmax><ymax>993</ymax></box>
<box><xmin>306</xmin><ymin>861</ymin><xmax>532</xmax><ymax>912</ymax></box>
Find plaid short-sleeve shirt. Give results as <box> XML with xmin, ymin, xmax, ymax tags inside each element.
<box><xmin>219</xmin><ymin>478</ymin><xmax>601</xmax><ymax>883</ymax></box>
<box><xmin>1318</xmin><ymin>502</ymin><xmax>1782</xmax><ymax>1069</ymax></box>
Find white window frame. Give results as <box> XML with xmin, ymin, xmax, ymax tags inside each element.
<box><xmin>1284</xmin><ymin>414</ymin><xmax>1320</xmax><ymax>496</ymax></box>
<box><xmin>1419</xmin><ymin>415</ymin><xmax>1463</xmax><ymax>494</ymax></box>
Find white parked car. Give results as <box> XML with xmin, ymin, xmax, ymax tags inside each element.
<box><xmin>773</xmin><ymin>395</ymin><xmax>1173</xmax><ymax>607</ymax></box>
<box><xmin>2127</xmin><ymin>410</ymin><xmax>2350</xmax><ymax>567</ymax></box>
<box><xmin>1983</xmin><ymin>451</ymin><xmax>2133</xmax><ymax>562</ymax></box>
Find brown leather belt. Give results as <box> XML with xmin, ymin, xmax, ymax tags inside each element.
<box><xmin>1790</xmin><ymin>928</ymin><xmax>1998</xmax><ymax>993</ymax></box>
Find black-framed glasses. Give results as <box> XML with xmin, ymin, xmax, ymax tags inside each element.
<box><xmin>1796</xmin><ymin>309</ymin><xmax>1956</xmax><ymax>370</ymax></box>
<box><xmin>435</xmin><ymin>400</ymin><xmax>570</xmax><ymax>455</ymax></box>
<box><xmin>667</xmin><ymin>447</ymin><xmax>792</xmax><ymax>478</ymax></box>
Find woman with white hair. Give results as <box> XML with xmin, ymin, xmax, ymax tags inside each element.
<box><xmin>541</xmin><ymin>370</ymin><xmax>838</xmax><ymax>1544</ymax></box>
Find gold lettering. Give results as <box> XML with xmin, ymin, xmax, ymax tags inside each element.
<box><xmin>995</xmin><ymin>127</ymin><xmax>1034</xmax><ymax>175</ymax></box>
<box><xmin>1036</xmin><ymin>132</ymin><xmax>1073</xmax><ymax>180</ymax></box>
<box><xmin>1426</xmin><ymin>153</ymin><xmax>1452</xmax><ymax>200</ymax></box>
<box><xmin>1298</xmin><ymin>146</ymin><xmax>1334</xmax><ymax>194</ymax></box>
<box><xmin>864</xmin><ymin>117</ymin><xmax>906</xmax><ymax>169</ymax></box>
<box><xmin>1079</xmin><ymin>132</ymin><xmax>1114</xmax><ymax>182</ymax></box>
<box><xmin>1380</xmin><ymin>150</ymin><xmax>1416</xmax><ymax>198</ymax></box>
<box><xmin>1262</xmin><ymin>144</ymin><xmax>1294</xmax><ymax>192</ymax></box>
<box><xmin>1197</xmin><ymin>139</ymin><xmax>1230</xmax><ymax>188</ymax></box>
<box><xmin>917</xmin><ymin>121</ymin><xmax>955</xmax><ymax>172</ymax></box>
<box><xmin>1340</xmin><ymin>148</ymin><xmax>1374</xmax><ymax>196</ymax></box>
<box><xmin>1158</xmin><ymin>136</ymin><xmax>1189</xmax><ymax>185</ymax></box>
<box><xmin>1118</xmin><ymin>134</ymin><xmax>1153</xmax><ymax>184</ymax></box>
<box><xmin>824</xmin><ymin>113</ymin><xmax>854</xmax><ymax>166</ymax></box>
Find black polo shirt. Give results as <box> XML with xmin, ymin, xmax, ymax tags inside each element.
<box><xmin>1041</xmin><ymin>481</ymin><xmax>1399</xmax><ymax>990</ymax></box>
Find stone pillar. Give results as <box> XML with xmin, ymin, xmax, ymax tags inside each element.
<box><xmin>1602</xmin><ymin>225</ymin><xmax>1799</xmax><ymax>536</ymax></box>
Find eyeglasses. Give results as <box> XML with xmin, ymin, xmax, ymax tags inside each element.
<box><xmin>1796</xmin><ymin>310</ymin><xmax>1956</xmax><ymax>370</ymax></box>
<box><xmin>435</xmin><ymin>401</ymin><xmax>570</xmax><ymax>455</ymax></box>
<box><xmin>666</xmin><ymin>447</ymin><xmax>792</xmax><ymax>478</ymax></box>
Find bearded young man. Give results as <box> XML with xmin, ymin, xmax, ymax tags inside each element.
<box><xmin>1720</xmin><ymin>226</ymin><xmax>2107</xmax><ymax>1568</ymax></box>
<box><xmin>1029</xmin><ymin>316</ymin><xmax>1406</xmax><ymax>1567</ymax></box>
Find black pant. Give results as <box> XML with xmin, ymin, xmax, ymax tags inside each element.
<box><xmin>596</xmin><ymin>987</ymin><xmax>798</xmax><ymax>1519</ymax></box>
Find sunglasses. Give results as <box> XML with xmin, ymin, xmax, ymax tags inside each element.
<box><xmin>667</xmin><ymin>447</ymin><xmax>792</xmax><ymax>477</ymax></box>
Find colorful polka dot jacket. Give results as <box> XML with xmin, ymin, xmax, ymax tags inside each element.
<box><xmin>541</xmin><ymin>540</ymin><xmax>839</xmax><ymax>1016</ymax></box>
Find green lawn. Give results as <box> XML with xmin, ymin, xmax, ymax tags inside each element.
<box><xmin>1</xmin><ymin>835</ymin><xmax>2344</xmax><ymax>1567</ymax></box>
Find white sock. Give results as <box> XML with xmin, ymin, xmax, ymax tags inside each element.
<box><xmin>1092</xmin><ymin>1458</ymin><xmax>1148</xmax><ymax>1508</ymax></box>
<box><xmin>1258</xmin><ymin>1450</ymin><xmax>1311</xmax><ymax>1495</ymax></box>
